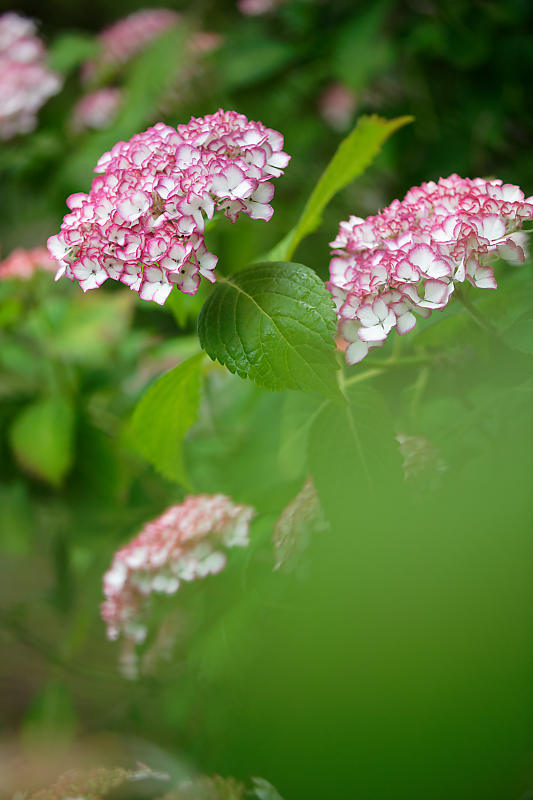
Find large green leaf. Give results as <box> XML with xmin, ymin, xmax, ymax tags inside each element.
<box><xmin>308</xmin><ymin>383</ymin><xmax>402</xmax><ymax>521</ymax></box>
<box><xmin>9</xmin><ymin>396</ymin><xmax>75</xmax><ymax>487</ymax></box>
<box><xmin>198</xmin><ymin>262</ymin><xmax>340</xmax><ymax>400</ymax></box>
<box><xmin>266</xmin><ymin>114</ymin><xmax>412</xmax><ymax>262</ymax></box>
<box><xmin>128</xmin><ymin>353</ymin><xmax>204</xmax><ymax>485</ymax></box>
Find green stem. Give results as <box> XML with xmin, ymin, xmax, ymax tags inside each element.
<box><xmin>409</xmin><ymin>365</ymin><xmax>430</xmax><ymax>427</ymax></box>
<box><xmin>344</xmin><ymin>367</ymin><xmax>385</xmax><ymax>387</ymax></box>
<box><xmin>454</xmin><ymin>286</ymin><xmax>499</xmax><ymax>336</ymax></box>
<box><xmin>364</xmin><ymin>354</ymin><xmax>434</xmax><ymax>369</ymax></box>
<box><xmin>343</xmin><ymin>354</ymin><xmax>438</xmax><ymax>387</ymax></box>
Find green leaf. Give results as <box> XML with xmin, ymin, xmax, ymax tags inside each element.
<box><xmin>278</xmin><ymin>391</ymin><xmax>326</xmax><ymax>479</ymax></box>
<box><xmin>47</xmin><ymin>292</ymin><xmax>134</xmax><ymax>366</ymax></box>
<box><xmin>503</xmin><ymin>317</ymin><xmax>533</xmax><ymax>356</ymax></box>
<box><xmin>128</xmin><ymin>353</ymin><xmax>204</xmax><ymax>485</ymax></box>
<box><xmin>22</xmin><ymin>680</ymin><xmax>78</xmax><ymax>746</ymax></box>
<box><xmin>166</xmin><ymin>281</ymin><xmax>209</xmax><ymax>328</ymax></box>
<box><xmin>217</xmin><ymin>35</ymin><xmax>296</xmax><ymax>90</ymax></box>
<box><xmin>265</xmin><ymin>114</ymin><xmax>413</xmax><ymax>261</ymax></box>
<box><xmin>9</xmin><ymin>396</ymin><xmax>75</xmax><ymax>487</ymax></box>
<box><xmin>47</xmin><ymin>33</ymin><xmax>98</xmax><ymax>75</ymax></box>
<box><xmin>198</xmin><ymin>262</ymin><xmax>340</xmax><ymax>400</ymax></box>
<box><xmin>308</xmin><ymin>383</ymin><xmax>401</xmax><ymax>521</ymax></box>
<box><xmin>0</xmin><ymin>483</ymin><xmax>34</xmax><ymax>555</ymax></box>
<box><xmin>186</xmin><ymin>374</ymin><xmax>287</xmax><ymax>506</ymax></box>
<box><xmin>333</xmin><ymin>1</ymin><xmax>393</xmax><ymax>92</ymax></box>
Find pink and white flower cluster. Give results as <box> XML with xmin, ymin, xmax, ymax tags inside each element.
<box><xmin>329</xmin><ymin>174</ymin><xmax>533</xmax><ymax>364</ymax></box>
<box><xmin>101</xmin><ymin>494</ymin><xmax>255</xmax><ymax>644</ymax></box>
<box><xmin>0</xmin><ymin>12</ymin><xmax>62</xmax><ymax>140</ymax></box>
<box><xmin>70</xmin><ymin>88</ymin><xmax>122</xmax><ymax>133</ymax></box>
<box><xmin>0</xmin><ymin>246</ymin><xmax>56</xmax><ymax>281</ymax></box>
<box><xmin>82</xmin><ymin>8</ymin><xmax>180</xmax><ymax>83</ymax></box>
<box><xmin>48</xmin><ymin>110</ymin><xmax>289</xmax><ymax>303</ymax></box>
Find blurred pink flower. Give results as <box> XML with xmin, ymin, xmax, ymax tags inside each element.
<box><xmin>82</xmin><ymin>8</ymin><xmax>180</xmax><ymax>82</ymax></box>
<box><xmin>0</xmin><ymin>246</ymin><xmax>56</xmax><ymax>281</ymax></box>
<box><xmin>319</xmin><ymin>83</ymin><xmax>357</xmax><ymax>131</ymax></box>
<box><xmin>329</xmin><ymin>175</ymin><xmax>533</xmax><ymax>364</ymax></box>
<box><xmin>70</xmin><ymin>88</ymin><xmax>122</xmax><ymax>133</ymax></box>
<box><xmin>238</xmin><ymin>0</ymin><xmax>286</xmax><ymax>15</ymax></box>
<box><xmin>101</xmin><ymin>494</ymin><xmax>255</xmax><ymax>646</ymax></box>
<box><xmin>0</xmin><ymin>12</ymin><xmax>62</xmax><ymax>140</ymax></box>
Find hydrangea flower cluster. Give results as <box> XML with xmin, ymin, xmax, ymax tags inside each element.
<box><xmin>0</xmin><ymin>247</ymin><xmax>56</xmax><ymax>281</ymax></box>
<box><xmin>70</xmin><ymin>88</ymin><xmax>122</xmax><ymax>133</ymax></box>
<box><xmin>101</xmin><ymin>494</ymin><xmax>255</xmax><ymax>644</ymax></box>
<box><xmin>329</xmin><ymin>175</ymin><xmax>533</xmax><ymax>364</ymax></box>
<box><xmin>48</xmin><ymin>110</ymin><xmax>290</xmax><ymax>303</ymax></box>
<box><xmin>0</xmin><ymin>12</ymin><xmax>62</xmax><ymax>140</ymax></box>
<box><xmin>81</xmin><ymin>8</ymin><xmax>180</xmax><ymax>83</ymax></box>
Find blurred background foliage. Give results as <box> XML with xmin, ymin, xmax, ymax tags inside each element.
<box><xmin>0</xmin><ymin>1</ymin><xmax>532</xmax><ymax>798</ymax></box>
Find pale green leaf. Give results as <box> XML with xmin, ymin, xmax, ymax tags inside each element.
<box><xmin>128</xmin><ymin>353</ymin><xmax>204</xmax><ymax>485</ymax></box>
<box><xmin>47</xmin><ymin>33</ymin><xmax>98</xmax><ymax>75</ymax></box>
<box><xmin>265</xmin><ymin>114</ymin><xmax>413</xmax><ymax>261</ymax></box>
<box><xmin>198</xmin><ymin>262</ymin><xmax>340</xmax><ymax>400</ymax></box>
<box><xmin>9</xmin><ymin>396</ymin><xmax>75</xmax><ymax>487</ymax></box>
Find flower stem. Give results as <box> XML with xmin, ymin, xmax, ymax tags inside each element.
<box><xmin>344</xmin><ymin>367</ymin><xmax>385</xmax><ymax>387</ymax></box>
<box><xmin>454</xmin><ymin>285</ymin><xmax>499</xmax><ymax>336</ymax></box>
